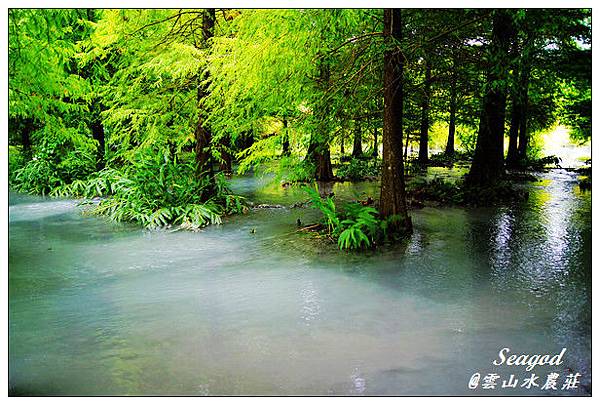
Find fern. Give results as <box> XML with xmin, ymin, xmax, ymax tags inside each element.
<box><xmin>303</xmin><ymin>183</ymin><xmax>383</xmax><ymax>250</ymax></box>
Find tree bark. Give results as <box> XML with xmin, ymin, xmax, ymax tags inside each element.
<box><xmin>194</xmin><ymin>9</ymin><xmax>216</xmax><ymax>182</ymax></box>
<box><xmin>418</xmin><ymin>59</ymin><xmax>432</xmax><ymax>164</ymax></box>
<box><xmin>306</xmin><ymin>52</ymin><xmax>333</xmax><ymax>181</ymax></box>
<box><xmin>379</xmin><ymin>9</ymin><xmax>412</xmax><ymax>233</ymax></box>
<box><xmin>516</xmin><ymin>62</ymin><xmax>531</xmax><ymax>161</ymax></box>
<box><xmin>467</xmin><ymin>10</ymin><xmax>514</xmax><ymax>187</ymax></box>
<box><xmin>352</xmin><ymin>119</ymin><xmax>362</xmax><ymax>157</ymax></box>
<box><xmin>20</xmin><ymin>118</ymin><xmax>34</xmax><ymax>159</ymax></box>
<box><xmin>506</xmin><ymin>37</ymin><xmax>524</xmax><ymax>168</ymax></box>
<box><xmin>307</xmin><ymin>138</ymin><xmax>333</xmax><ymax>181</ymax></box>
<box><xmin>372</xmin><ymin>125</ymin><xmax>378</xmax><ymax>158</ymax></box>
<box><xmin>445</xmin><ymin>68</ymin><xmax>457</xmax><ymax>156</ymax></box>
<box><xmin>91</xmin><ymin>119</ymin><xmax>105</xmax><ymax>170</ymax></box>
<box><xmin>281</xmin><ymin>117</ymin><xmax>290</xmax><ymax>156</ymax></box>
<box><xmin>506</xmin><ymin>92</ymin><xmax>521</xmax><ymax>167</ymax></box>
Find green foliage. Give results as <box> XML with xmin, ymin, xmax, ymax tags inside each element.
<box><xmin>12</xmin><ymin>118</ymin><xmax>97</xmax><ymax>195</ymax></box>
<box><xmin>407</xmin><ymin>177</ymin><xmax>464</xmax><ymax>204</ymax></box>
<box><xmin>336</xmin><ymin>158</ymin><xmax>381</xmax><ymax>180</ymax></box>
<box><xmin>456</xmin><ymin>126</ymin><xmax>478</xmax><ymax>154</ymax></box>
<box><xmin>8</xmin><ymin>146</ymin><xmax>26</xmax><ymax>185</ymax></box>
<box><xmin>52</xmin><ymin>150</ymin><xmax>245</xmax><ymax>229</ymax></box>
<box><xmin>427</xmin><ymin>151</ymin><xmax>473</xmax><ymax>167</ymax></box>
<box><xmin>14</xmin><ymin>157</ymin><xmax>59</xmax><ymax>195</ymax></box>
<box><xmin>304</xmin><ymin>183</ymin><xmax>340</xmax><ymax>234</ymax></box>
<box><xmin>559</xmin><ymin>82</ymin><xmax>591</xmax><ymax>144</ymax></box>
<box><xmin>303</xmin><ymin>183</ymin><xmax>384</xmax><ymax>250</ymax></box>
<box><xmin>10</xmin><ymin>9</ymin><xmax>246</xmax><ymax>230</ymax></box>
<box><xmin>9</xmin><ymin>9</ymin><xmax>93</xmax><ymax>122</ymax></box>
<box><xmin>337</xmin><ymin>203</ymin><xmax>379</xmax><ymax>249</ymax></box>
<box><xmin>8</xmin><ymin>8</ymin><xmax>592</xmax><ymax>239</ymax></box>
<box><xmin>263</xmin><ymin>156</ymin><xmax>316</xmax><ymax>184</ymax></box>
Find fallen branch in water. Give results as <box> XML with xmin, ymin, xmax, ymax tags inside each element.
<box><xmin>297</xmin><ymin>223</ymin><xmax>324</xmax><ymax>232</ymax></box>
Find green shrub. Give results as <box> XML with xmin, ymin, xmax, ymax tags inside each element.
<box><xmin>428</xmin><ymin>150</ymin><xmax>473</xmax><ymax>167</ymax></box>
<box><xmin>13</xmin><ymin>156</ymin><xmax>60</xmax><ymax>195</ymax></box>
<box><xmin>337</xmin><ymin>203</ymin><xmax>379</xmax><ymax>249</ymax></box>
<box><xmin>407</xmin><ymin>177</ymin><xmax>464</xmax><ymax>204</ymax></box>
<box><xmin>11</xmin><ymin>118</ymin><xmax>97</xmax><ymax>195</ymax></box>
<box><xmin>52</xmin><ymin>148</ymin><xmax>246</xmax><ymax>229</ymax></box>
<box><xmin>336</xmin><ymin>157</ymin><xmax>381</xmax><ymax>180</ymax></box>
<box><xmin>303</xmin><ymin>183</ymin><xmax>384</xmax><ymax>250</ymax></box>
<box><xmin>9</xmin><ymin>146</ymin><xmax>26</xmax><ymax>186</ymax></box>
<box><xmin>283</xmin><ymin>156</ymin><xmax>316</xmax><ymax>183</ymax></box>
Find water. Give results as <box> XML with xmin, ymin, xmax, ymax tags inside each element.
<box><xmin>8</xmin><ymin>170</ymin><xmax>591</xmax><ymax>395</ymax></box>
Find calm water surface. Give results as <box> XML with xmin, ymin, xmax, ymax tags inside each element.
<box><xmin>9</xmin><ymin>169</ymin><xmax>591</xmax><ymax>395</ymax></box>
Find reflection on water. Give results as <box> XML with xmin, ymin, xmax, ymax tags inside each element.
<box><xmin>9</xmin><ymin>169</ymin><xmax>591</xmax><ymax>395</ymax></box>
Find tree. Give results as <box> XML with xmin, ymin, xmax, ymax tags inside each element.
<box><xmin>306</xmin><ymin>52</ymin><xmax>334</xmax><ymax>181</ymax></box>
<box><xmin>444</xmin><ymin>56</ymin><xmax>458</xmax><ymax>156</ymax></box>
<box><xmin>352</xmin><ymin>119</ymin><xmax>362</xmax><ymax>157</ymax></box>
<box><xmin>417</xmin><ymin>58</ymin><xmax>432</xmax><ymax>164</ymax></box>
<box><xmin>379</xmin><ymin>9</ymin><xmax>412</xmax><ymax>233</ymax></box>
<box><xmin>194</xmin><ymin>9</ymin><xmax>216</xmax><ymax>193</ymax></box>
<box><xmin>467</xmin><ymin>10</ymin><xmax>515</xmax><ymax>186</ymax></box>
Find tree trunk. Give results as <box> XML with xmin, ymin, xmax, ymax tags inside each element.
<box><xmin>218</xmin><ymin>137</ymin><xmax>233</xmax><ymax>174</ymax></box>
<box><xmin>506</xmin><ymin>102</ymin><xmax>521</xmax><ymax>168</ymax></box>
<box><xmin>307</xmin><ymin>138</ymin><xmax>333</xmax><ymax>181</ymax></box>
<box><xmin>352</xmin><ymin>119</ymin><xmax>362</xmax><ymax>158</ymax></box>
<box><xmin>194</xmin><ymin>9</ymin><xmax>216</xmax><ymax>183</ymax></box>
<box><xmin>379</xmin><ymin>9</ymin><xmax>412</xmax><ymax>233</ymax></box>
<box><xmin>445</xmin><ymin>69</ymin><xmax>457</xmax><ymax>156</ymax></box>
<box><xmin>418</xmin><ymin>59</ymin><xmax>432</xmax><ymax>164</ymax></box>
<box><xmin>281</xmin><ymin>117</ymin><xmax>290</xmax><ymax>156</ymax></box>
<box><xmin>506</xmin><ymin>80</ymin><xmax>523</xmax><ymax>168</ymax></box>
<box><xmin>91</xmin><ymin>119</ymin><xmax>105</xmax><ymax>170</ymax></box>
<box><xmin>467</xmin><ymin>10</ymin><xmax>514</xmax><ymax>187</ymax></box>
<box><xmin>506</xmin><ymin>37</ymin><xmax>523</xmax><ymax>168</ymax></box>
<box><xmin>516</xmin><ymin>62</ymin><xmax>531</xmax><ymax>161</ymax></box>
<box><xmin>306</xmin><ymin>52</ymin><xmax>333</xmax><ymax>181</ymax></box>
<box><xmin>239</xmin><ymin>130</ymin><xmax>254</xmax><ymax>151</ymax></box>
<box><xmin>20</xmin><ymin>118</ymin><xmax>34</xmax><ymax>159</ymax></box>
<box><xmin>372</xmin><ymin>125</ymin><xmax>378</xmax><ymax>157</ymax></box>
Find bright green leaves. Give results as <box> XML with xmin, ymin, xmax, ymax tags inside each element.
<box><xmin>206</xmin><ymin>9</ymin><xmax>381</xmax><ymax>173</ymax></box>
<box><xmin>9</xmin><ymin>9</ymin><xmax>92</xmax><ymax>121</ymax></box>
<box><xmin>304</xmin><ymin>183</ymin><xmax>385</xmax><ymax>250</ymax></box>
<box><xmin>337</xmin><ymin>203</ymin><xmax>379</xmax><ymax>249</ymax></box>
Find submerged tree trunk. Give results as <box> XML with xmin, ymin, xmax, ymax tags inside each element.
<box><xmin>467</xmin><ymin>10</ymin><xmax>514</xmax><ymax>187</ymax></box>
<box><xmin>418</xmin><ymin>59</ymin><xmax>432</xmax><ymax>164</ymax></box>
<box><xmin>379</xmin><ymin>9</ymin><xmax>412</xmax><ymax>233</ymax></box>
<box><xmin>194</xmin><ymin>9</ymin><xmax>216</xmax><ymax>183</ymax></box>
<box><xmin>445</xmin><ymin>68</ymin><xmax>457</xmax><ymax>156</ymax></box>
<box><xmin>352</xmin><ymin>119</ymin><xmax>362</xmax><ymax>158</ymax></box>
